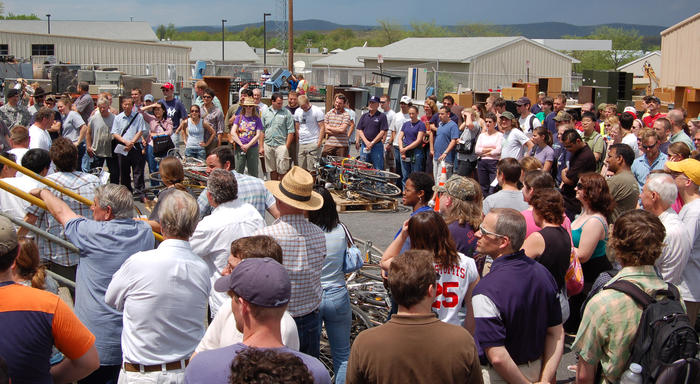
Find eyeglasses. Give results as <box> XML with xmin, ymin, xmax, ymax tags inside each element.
<box><xmin>202</xmin><ymin>95</ymin><xmax>212</xmax><ymax>99</ymax></box>
<box><xmin>478</xmin><ymin>224</ymin><xmax>507</xmax><ymax>239</ymax></box>
<box><xmin>190</xmin><ymin>110</ymin><xmax>199</xmax><ymax>113</ymax></box>
<box><xmin>642</xmin><ymin>143</ymin><xmax>657</xmax><ymax>150</ymax></box>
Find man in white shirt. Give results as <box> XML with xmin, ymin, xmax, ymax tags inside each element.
<box><xmin>293</xmin><ymin>95</ymin><xmax>325</xmax><ymax>171</ymax></box>
<box><xmin>189</xmin><ymin>169</ymin><xmax>265</xmax><ymax>318</ymax></box>
<box><xmin>194</xmin><ymin>235</ymin><xmax>299</xmax><ymax>354</ymax></box>
<box><xmin>620</xmin><ymin>111</ymin><xmax>640</xmax><ymax>157</ymax></box>
<box><xmin>640</xmin><ymin>173</ymin><xmax>692</xmax><ymax>285</ymax></box>
<box><xmin>106</xmin><ymin>190</ymin><xmax>210</xmax><ymax>383</ymax></box>
<box><xmin>0</xmin><ymin>148</ymin><xmax>50</xmax><ymax>224</ymax></box>
<box><xmin>386</xmin><ymin>96</ymin><xmax>411</xmax><ymax>176</ymax></box>
<box><xmin>8</xmin><ymin>125</ymin><xmax>29</xmax><ymax>166</ymax></box>
<box><xmin>28</xmin><ymin>107</ymin><xmax>54</xmax><ymax>151</ymax></box>
<box><xmin>516</xmin><ymin>97</ymin><xmax>541</xmax><ymax>137</ymax></box>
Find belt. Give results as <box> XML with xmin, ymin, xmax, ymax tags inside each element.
<box><xmin>123</xmin><ymin>359</ymin><xmax>189</xmax><ymax>372</ymax></box>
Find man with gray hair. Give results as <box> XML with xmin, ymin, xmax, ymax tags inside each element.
<box><xmin>87</xmin><ymin>96</ymin><xmax>118</xmax><ymax>182</ymax></box>
<box><xmin>106</xmin><ymin>190</ymin><xmax>210</xmax><ymax>383</ymax></box>
<box><xmin>472</xmin><ymin>208</ymin><xmax>564</xmax><ymax>384</ymax></box>
<box><xmin>190</xmin><ymin>168</ymin><xmax>265</xmax><ymax>318</ymax></box>
<box><xmin>640</xmin><ymin>172</ymin><xmax>692</xmax><ymax>284</ymax></box>
<box><xmin>30</xmin><ymin>183</ymin><xmax>154</xmax><ymax>383</ymax></box>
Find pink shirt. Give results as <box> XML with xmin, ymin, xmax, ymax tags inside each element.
<box><xmin>522</xmin><ymin>208</ymin><xmax>573</xmax><ymax>244</ymax></box>
<box><xmin>475</xmin><ymin>131</ymin><xmax>503</xmax><ymax>160</ymax></box>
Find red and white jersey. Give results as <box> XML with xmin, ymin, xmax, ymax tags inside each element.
<box><xmin>432</xmin><ymin>253</ymin><xmax>479</xmax><ymax>325</ymax></box>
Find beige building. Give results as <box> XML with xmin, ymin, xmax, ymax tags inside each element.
<box><xmin>617</xmin><ymin>51</ymin><xmax>661</xmax><ymax>86</ymax></box>
<box><xmin>359</xmin><ymin>37</ymin><xmax>578</xmax><ymax>92</ymax></box>
<box><xmin>660</xmin><ymin>12</ymin><xmax>700</xmax><ymax>88</ymax></box>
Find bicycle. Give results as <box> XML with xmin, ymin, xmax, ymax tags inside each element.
<box><xmin>316</xmin><ymin>156</ymin><xmax>401</xmax><ymax>201</ymax></box>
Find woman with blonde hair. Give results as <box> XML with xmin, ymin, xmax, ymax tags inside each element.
<box><xmin>455</xmin><ymin>107</ymin><xmax>481</xmax><ymax>177</ymax></box>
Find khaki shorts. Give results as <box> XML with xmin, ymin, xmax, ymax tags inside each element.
<box><xmin>297</xmin><ymin>142</ymin><xmax>320</xmax><ymax>171</ymax></box>
<box><xmin>264</xmin><ymin>143</ymin><xmax>291</xmax><ymax>174</ymax></box>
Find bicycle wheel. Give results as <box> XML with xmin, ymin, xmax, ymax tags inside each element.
<box><xmin>327</xmin><ymin>156</ymin><xmax>372</xmax><ymax>170</ymax></box>
<box><xmin>357</xmin><ymin>168</ymin><xmax>401</xmax><ymax>180</ymax></box>
<box><xmin>355</xmin><ymin>179</ymin><xmax>402</xmax><ymax>199</ymax></box>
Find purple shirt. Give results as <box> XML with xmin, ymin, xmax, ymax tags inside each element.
<box><xmin>184</xmin><ymin>342</ymin><xmax>331</xmax><ymax>384</ymax></box>
<box><xmin>448</xmin><ymin>221</ymin><xmax>477</xmax><ymax>257</ymax></box>
<box><xmin>357</xmin><ymin>110</ymin><xmax>388</xmax><ymax>141</ymax></box>
<box><xmin>400</xmin><ymin>120</ymin><xmax>426</xmax><ymax>147</ymax></box>
<box><xmin>472</xmin><ymin>250</ymin><xmax>561</xmax><ymax>365</ymax></box>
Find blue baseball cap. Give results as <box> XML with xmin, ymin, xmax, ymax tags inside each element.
<box><xmin>368</xmin><ymin>96</ymin><xmax>380</xmax><ymax>104</ymax></box>
<box><xmin>214</xmin><ymin>257</ymin><xmax>291</xmax><ymax>308</ymax></box>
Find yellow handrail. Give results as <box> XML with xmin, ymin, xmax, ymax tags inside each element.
<box><xmin>0</xmin><ymin>154</ymin><xmax>93</xmax><ymax>206</ymax></box>
<box><xmin>0</xmin><ymin>155</ymin><xmax>164</xmax><ymax>242</ymax></box>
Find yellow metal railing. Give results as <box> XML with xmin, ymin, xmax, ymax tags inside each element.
<box><xmin>0</xmin><ymin>154</ymin><xmax>164</xmax><ymax>242</ymax></box>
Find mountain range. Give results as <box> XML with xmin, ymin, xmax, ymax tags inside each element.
<box><xmin>173</xmin><ymin>19</ymin><xmax>666</xmax><ymax>38</ymax></box>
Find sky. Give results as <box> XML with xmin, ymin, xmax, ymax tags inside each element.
<box><xmin>4</xmin><ymin>0</ymin><xmax>699</xmax><ymax>28</ymax></box>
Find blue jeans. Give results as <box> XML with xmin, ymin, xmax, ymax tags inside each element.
<box><xmin>185</xmin><ymin>146</ymin><xmax>206</xmax><ymax>160</ymax></box>
<box><xmin>78</xmin><ymin>142</ymin><xmax>90</xmax><ymax>172</ymax></box>
<box><xmin>393</xmin><ymin>146</ymin><xmax>403</xmax><ymax>189</ymax></box>
<box><xmin>360</xmin><ymin>142</ymin><xmax>384</xmax><ymax>170</ymax></box>
<box><xmin>399</xmin><ymin>148</ymin><xmax>424</xmax><ymax>187</ymax></box>
<box><xmin>320</xmin><ymin>286</ymin><xmax>351</xmax><ymax>378</ymax></box>
<box><xmin>146</xmin><ymin>145</ymin><xmax>160</xmax><ymax>187</ymax></box>
<box><xmin>293</xmin><ymin>308</ymin><xmax>321</xmax><ymax>358</ymax></box>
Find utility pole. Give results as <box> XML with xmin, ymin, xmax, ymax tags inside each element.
<box><xmin>221</xmin><ymin>19</ymin><xmax>227</xmax><ymax>62</ymax></box>
<box><xmin>263</xmin><ymin>13</ymin><xmax>271</xmax><ymax>66</ymax></box>
<box><xmin>46</xmin><ymin>14</ymin><xmax>51</xmax><ymax>34</ymax></box>
<box><xmin>287</xmin><ymin>0</ymin><xmax>293</xmax><ymax>72</ymax></box>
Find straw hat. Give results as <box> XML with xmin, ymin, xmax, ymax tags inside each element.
<box><xmin>265</xmin><ymin>166</ymin><xmax>323</xmax><ymax>211</ymax></box>
<box><xmin>242</xmin><ymin>98</ymin><xmax>258</xmax><ymax>107</ymax></box>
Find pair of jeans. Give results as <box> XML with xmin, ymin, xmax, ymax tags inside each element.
<box><xmin>293</xmin><ymin>308</ymin><xmax>321</xmax><ymax>358</ymax></box>
<box><xmin>320</xmin><ymin>286</ymin><xmax>352</xmax><ymax>378</ymax></box>
<box><xmin>78</xmin><ymin>142</ymin><xmax>90</xmax><ymax>172</ymax></box>
<box><xmin>145</xmin><ymin>145</ymin><xmax>160</xmax><ymax>187</ymax></box>
<box><xmin>185</xmin><ymin>146</ymin><xmax>206</xmax><ymax>160</ymax></box>
<box><xmin>477</xmin><ymin>158</ymin><xmax>498</xmax><ymax>197</ymax></box>
<box><xmin>234</xmin><ymin>144</ymin><xmax>259</xmax><ymax>177</ymax></box>
<box><xmin>393</xmin><ymin>146</ymin><xmax>403</xmax><ymax>189</ymax></box>
<box><xmin>360</xmin><ymin>142</ymin><xmax>384</xmax><ymax>170</ymax></box>
<box><xmin>400</xmin><ymin>148</ymin><xmax>424</xmax><ymax>187</ymax></box>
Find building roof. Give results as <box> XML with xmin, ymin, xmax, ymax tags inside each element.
<box><xmin>0</xmin><ymin>20</ymin><xmax>158</xmax><ymax>41</ymax></box>
<box><xmin>661</xmin><ymin>12</ymin><xmax>700</xmax><ymax>36</ymax></box>
<box><xmin>617</xmin><ymin>51</ymin><xmax>661</xmax><ymax>71</ymax></box>
<box><xmin>174</xmin><ymin>41</ymin><xmax>259</xmax><ymax>63</ymax></box>
<box><xmin>312</xmin><ymin>47</ymin><xmax>384</xmax><ymax>68</ymax></box>
<box><xmin>532</xmin><ymin>39</ymin><xmax>612</xmax><ymax>51</ymax></box>
<box><xmin>358</xmin><ymin>36</ymin><xmax>579</xmax><ymax>64</ymax></box>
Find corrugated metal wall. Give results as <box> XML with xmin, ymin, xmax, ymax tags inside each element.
<box><xmin>470</xmin><ymin>40</ymin><xmax>573</xmax><ymax>92</ymax></box>
<box><xmin>0</xmin><ymin>31</ymin><xmax>190</xmax><ymax>82</ymax></box>
<box><xmin>660</xmin><ymin>14</ymin><xmax>700</xmax><ymax>88</ymax></box>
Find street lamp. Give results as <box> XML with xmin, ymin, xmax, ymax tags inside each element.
<box><xmin>221</xmin><ymin>19</ymin><xmax>227</xmax><ymax>62</ymax></box>
<box><xmin>46</xmin><ymin>14</ymin><xmax>51</xmax><ymax>34</ymax></box>
<box><xmin>263</xmin><ymin>13</ymin><xmax>271</xmax><ymax>66</ymax></box>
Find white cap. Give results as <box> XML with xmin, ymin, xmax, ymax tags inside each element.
<box><xmin>400</xmin><ymin>95</ymin><xmax>412</xmax><ymax>104</ymax></box>
<box><xmin>629</xmin><ymin>363</ymin><xmax>642</xmax><ymax>374</ymax></box>
<box><xmin>623</xmin><ymin>106</ymin><xmax>636</xmax><ymax>114</ymax></box>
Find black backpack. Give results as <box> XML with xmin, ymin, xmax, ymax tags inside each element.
<box><xmin>604</xmin><ymin>280</ymin><xmax>700</xmax><ymax>384</ymax></box>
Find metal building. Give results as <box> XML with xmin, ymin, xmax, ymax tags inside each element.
<box><xmin>660</xmin><ymin>12</ymin><xmax>700</xmax><ymax>88</ymax></box>
<box><xmin>359</xmin><ymin>37</ymin><xmax>579</xmax><ymax>92</ymax></box>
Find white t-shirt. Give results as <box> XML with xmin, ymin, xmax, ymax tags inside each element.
<box><xmin>622</xmin><ymin>132</ymin><xmax>639</xmax><ymax>158</ymax></box>
<box><xmin>194</xmin><ymin>297</ymin><xmax>300</xmax><ymax>353</ymax></box>
<box><xmin>389</xmin><ymin>112</ymin><xmax>410</xmax><ymax>147</ymax></box>
<box><xmin>518</xmin><ymin>113</ymin><xmax>541</xmax><ymax>137</ymax></box>
<box><xmin>28</xmin><ymin>124</ymin><xmax>52</xmax><ymax>151</ymax></box>
<box><xmin>0</xmin><ymin>175</ymin><xmax>42</xmax><ymax>226</ymax></box>
<box><xmin>382</xmin><ymin>109</ymin><xmax>396</xmax><ymax>145</ymax></box>
<box><xmin>501</xmin><ymin>128</ymin><xmax>530</xmax><ymax>160</ymax></box>
<box><xmin>432</xmin><ymin>253</ymin><xmax>479</xmax><ymax>326</ymax></box>
<box><xmin>9</xmin><ymin>147</ymin><xmax>28</xmax><ymax>166</ymax></box>
<box><xmin>294</xmin><ymin>105</ymin><xmax>325</xmax><ymax>145</ymax></box>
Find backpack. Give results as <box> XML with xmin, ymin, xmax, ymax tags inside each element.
<box><xmin>604</xmin><ymin>280</ymin><xmax>700</xmax><ymax>384</ymax></box>
<box><xmin>526</xmin><ymin>114</ymin><xmax>537</xmax><ymax>135</ymax></box>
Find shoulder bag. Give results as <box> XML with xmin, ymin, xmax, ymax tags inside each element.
<box><xmin>340</xmin><ymin>223</ymin><xmax>364</xmax><ymax>273</ymax></box>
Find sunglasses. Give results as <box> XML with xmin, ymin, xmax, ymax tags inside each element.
<box><xmin>478</xmin><ymin>224</ymin><xmax>507</xmax><ymax>239</ymax></box>
<box><xmin>190</xmin><ymin>110</ymin><xmax>199</xmax><ymax>113</ymax></box>
<box><xmin>642</xmin><ymin>143</ymin><xmax>657</xmax><ymax>150</ymax></box>
<box><xmin>202</xmin><ymin>95</ymin><xmax>212</xmax><ymax>99</ymax></box>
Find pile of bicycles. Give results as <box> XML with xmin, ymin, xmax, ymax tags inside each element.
<box><xmin>316</xmin><ymin>156</ymin><xmax>402</xmax><ymax>201</ymax></box>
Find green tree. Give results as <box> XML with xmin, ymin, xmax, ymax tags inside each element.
<box><xmin>565</xmin><ymin>26</ymin><xmax>644</xmax><ymax>71</ymax></box>
<box><xmin>410</xmin><ymin>21</ymin><xmax>451</xmax><ymax>37</ymax></box>
<box><xmin>376</xmin><ymin>20</ymin><xmax>405</xmax><ymax>45</ymax></box>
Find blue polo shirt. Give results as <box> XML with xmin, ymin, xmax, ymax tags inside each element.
<box><xmin>357</xmin><ymin>110</ymin><xmax>388</xmax><ymax>141</ymax></box>
<box><xmin>543</xmin><ymin>111</ymin><xmax>557</xmax><ymax>136</ymax></box>
<box><xmin>631</xmin><ymin>151</ymin><xmax>668</xmax><ymax>190</ymax></box>
<box><xmin>473</xmin><ymin>250</ymin><xmax>561</xmax><ymax>365</ymax></box>
<box><xmin>434</xmin><ymin>120</ymin><xmax>461</xmax><ymax>163</ymax></box>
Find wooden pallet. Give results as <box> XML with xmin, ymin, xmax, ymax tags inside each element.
<box><xmin>331</xmin><ymin>190</ymin><xmax>398</xmax><ymax>212</ymax></box>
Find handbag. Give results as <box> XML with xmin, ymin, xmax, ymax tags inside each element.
<box><xmin>565</xmin><ymin>247</ymin><xmax>584</xmax><ymax>296</ymax></box>
<box><xmin>340</xmin><ymin>223</ymin><xmax>364</xmax><ymax>273</ymax></box>
<box><xmin>152</xmin><ymin>134</ymin><xmax>175</xmax><ymax>157</ymax></box>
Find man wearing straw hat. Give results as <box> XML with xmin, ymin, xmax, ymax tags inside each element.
<box><xmin>254</xmin><ymin>166</ymin><xmax>326</xmax><ymax>359</ymax></box>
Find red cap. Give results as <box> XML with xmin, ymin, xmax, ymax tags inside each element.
<box><xmin>161</xmin><ymin>82</ymin><xmax>174</xmax><ymax>90</ymax></box>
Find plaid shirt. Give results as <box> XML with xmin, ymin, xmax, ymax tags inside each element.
<box><xmin>254</xmin><ymin>214</ymin><xmax>326</xmax><ymax>317</ymax></box>
<box><xmin>324</xmin><ymin>109</ymin><xmax>350</xmax><ymax>148</ymax></box>
<box><xmin>27</xmin><ymin>171</ymin><xmax>101</xmax><ymax>266</ymax></box>
<box><xmin>572</xmin><ymin>266</ymin><xmax>669</xmax><ymax>383</ymax></box>
<box><xmin>198</xmin><ymin>170</ymin><xmax>275</xmax><ymax>219</ymax></box>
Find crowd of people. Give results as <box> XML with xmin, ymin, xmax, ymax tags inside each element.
<box><xmin>1</xmin><ymin>79</ymin><xmax>700</xmax><ymax>384</ymax></box>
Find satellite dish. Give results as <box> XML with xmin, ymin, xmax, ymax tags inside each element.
<box><xmin>294</xmin><ymin>61</ymin><xmax>306</xmax><ymax>73</ymax></box>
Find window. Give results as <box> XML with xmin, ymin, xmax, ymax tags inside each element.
<box><xmin>31</xmin><ymin>44</ymin><xmax>54</xmax><ymax>56</ymax></box>
<box><xmin>0</xmin><ymin>44</ymin><xmax>8</xmax><ymax>55</ymax></box>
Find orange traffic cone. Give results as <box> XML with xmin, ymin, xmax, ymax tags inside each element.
<box><xmin>432</xmin><ymin>161</ymin><xmax>447</xmax><ymax>211</ymax></box>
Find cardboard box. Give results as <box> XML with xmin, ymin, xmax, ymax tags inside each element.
<box><xmin>501</xmin><ymin>88</ymin><xmax>525</xmax><ymax>101</ymax></box>
<box><xmin>444</xmin><ymin>92</ymin><xmax>474</xmax><ymax>107</ymax></box>
<box><xmin>538</xmin><ymin>77</ymin><xmax>562</xmax><ymax>95</ymax></box>
<box><xmin>512</xmin><ymin>82</ymin><xmax>538</xmax><ymax>102</ymax></box>
<box><xmin>687</xmin><ymin>102</ymin><xmax>700</xmax><ymax>123</ymax></box>
<box><xmin>674</xmin><ymin>86</ymin><xmax>690</xmax><ymax>109</ymax></box>
<box><xmin>686</xmin><ymin>88</ymin><xmax>700</xmax><ymax>103</ymax></box>
<box><xmin>653</xmin><ymin>88</ymin><xmax>674</xmax><ymax>103</ymax></box>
